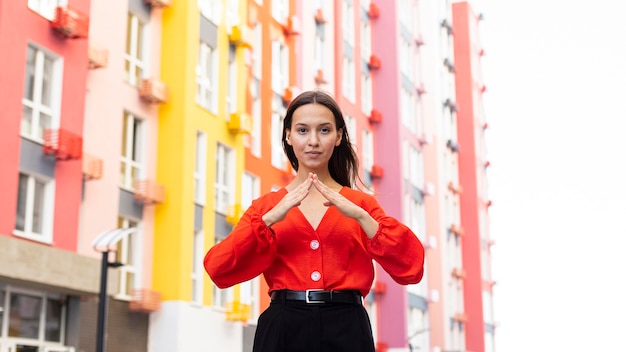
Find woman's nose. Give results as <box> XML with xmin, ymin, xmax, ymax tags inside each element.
<box><xmin>308</xmin><ymin>134</ymin><xmax>320</xmax><ymax>146</ymax></box>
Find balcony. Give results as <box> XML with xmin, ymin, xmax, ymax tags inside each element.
<box><xmin>50</xmin><ymin>6</ymin><xmax>89</xmax><ymax>39</ymax></box>
<box><xmin>314</xmin><ymin>69</ymin><xmax>328</xmax><ymax>84</ymax></box>
<box><xmin>88</xmin><ymin>45</ymin><xmax>108</xmax><ymax>69</ymax></box>
<box><xmin>226</xmin><ymin>204</ymin><xmax>244</xmax><ymax>225</ymax></box>
<box><xmin>447</xmin><ymin>181</ymin><xmax>463</xmax><ymax>195</ymax></box>
<box><xmin>314</xmin><ymin>8</ymin><xmax>327</xmax><ymax>24</ymax></box>
<box><xmin>446</xmin><ymin>139</ymin><xmax>460</xmax><ymax>153</ymax></box>
<box><xmin>370</xmin><ymin>164</ymin><xmax>384</xmax><ymax>179</ymax></box>
<box><xmin>43</xmin><ymin>128</ymin><xmax>82</xmax><ymax>160</ymax></box>
<box><xmin>226</xmin><ymin>301</ymin><xmax>252</xmax><ymax>322</ymax></box>
<box><xmin>367</xmin><ymin>3</ymin><xmax>380</xmax><ymax>19</ymax></box>
<box><xmin>227</xmin><ymin>113</ymin><xmax>252</xmax><ymax>135</ymax></box>
<box><xmin>229</xmin><ymin>25</ymin><xmax>253</xmax><ymax>49</ymax></box>
<box><xmin>449</xmin><ymin>224</ymin><xmax>465</xmax><ymax>237</ymax></box>
<box><xmin>282</xmin><ymin>86</ymin><xmax>301</xmax><ymax>105</ymax></box>
<box><xmin>139</xmin><ymin>78</ymin><xmax>168</xmax><ymax>104</ymax></box>
<box><xmin>133</xmin><ymin>179</ymin><xmax>165</xmax><ymax>205</ymax></box>
<box><xmin>451</xmin><ymin>267</ymin><xmax>466</xmax><ymax>280</ymax></box>
<box><xmin>453</xmin><ymin>312</ymin><xmax>468</xmax><ymax>324</ymax></box>
<box><xmin>367</xmin><ymin>54</ymin><xmax>382</xmax><ymax>70</ymax></box>
<box><xmin>283</xmin><ymin>15</ymin><xmax>300</xmax><ymax>36</ymax></box>
<box><xmin>129</xmin><ymin>288</ymin><xmax>162</xmax><ymax>313</ymax></box>
<box><xmin>443</xmin><ymin>98</ymin><xmax>458</xmax><ymax>113</ymax></box>
<box><xmin>82</xmin><ymin>153</ymin><xmax>103</xmax><ymax>180</ymax></box>
<box><xmin>368</xmin><ymin>109</ymin><xmax>382</xmax><ymax>124</ymax></box>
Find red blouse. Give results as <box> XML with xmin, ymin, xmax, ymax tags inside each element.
<box><xmin>204</xmin><ymin>187</ymin><xmax>425</xmax><ymax>297</ymax></box>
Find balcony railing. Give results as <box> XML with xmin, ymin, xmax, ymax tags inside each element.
<box><xmin>43</xmin><ymin>128</ymin><xmax>83</xmax><ymax>160</ymax></box>
<box><xmin>134</xmin><ymin>179</ymin><xmax>165</xmax><ymax>205</ymax></box>
<box><xmin>129</xmin><ymin>288</ymin><xmax>162</xmax><ymax>313</ymax></box>
<box><xmin>50</xmin><ymin>6</ymin><xmax>89</xmax><ymax>39</ymax></box>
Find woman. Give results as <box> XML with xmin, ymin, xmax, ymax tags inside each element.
<box><xmin>204</xmin><ymin>90</ymin><xmax>424</xmax><ymax>352</ymax></box>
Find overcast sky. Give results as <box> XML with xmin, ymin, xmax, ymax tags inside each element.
<box><xmin>478</xmin><ymin>0</ymin><xmax>626</xmax><ymax>350</ymax></box>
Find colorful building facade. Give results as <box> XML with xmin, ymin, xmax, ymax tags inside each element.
<box><xmin>0</xmin><ymin>0</ymin><xmax>494</xmax><ymax>351</ymax></box>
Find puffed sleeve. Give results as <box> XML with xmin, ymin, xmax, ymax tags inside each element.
<box><xmin>362</xmin><ymin>196</ymin><xmax>425</xmax><ymax>285</ymax></box>
<box><xmin>204</xmin><ymin>200</ymin><xmax>278</xmax><ymax>288</ymax></box>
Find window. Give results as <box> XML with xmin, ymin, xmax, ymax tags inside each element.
<box><xmin>2</xmin><ymin>286</ymin><xmax>70</xmax><ymax>350</ymax></box>
<box><xmin>271</xmin><ymin>40</ymin><xmax>288</xmax><ymax>93</ymax></box>
<box><xmin>115</xmin><ymin>218</ymin><xmax>140</xmax><ymax>298</ymax></box>
<box><xmin>342</xmin><ymin>0</ymin><xmax>355</xmax><ymax>45</ymax></box>
<box><xmin>120</xmin><ymin>112</ymin><xmax>145</xmax><ymax>190</ymax></box>
<box><xmin>15</xmin><ymin>172</ymin><xmax>55</xmax><ymax>243</ymax></box>
<box><xmin>345</xmin><ymin>114</ymin><xmax>357</xmax><ymax>148</ymax></box>
<box><xmin>241</xmin><ymin>172</ymin><xmax>260</xmax><ymax>210</ymax></box>
<box><xmin>409</xmin><ymin>145</ymin><xmax>425</xmax><ymax>188</ymax></box>
<box><xmin>271</xmin><ymin>111</ymin><xmax>286</xmax><ymax>168</ymax></box>
<box><xmin>196</xmin><ymin>42</ymin><xmax>218</xmax><ymax>113</ymax></box>
<box><xmin>252</xmin><ymin>23</ymin><xmax>262</xmax><ymax>79</ymax></box>
<box><xmin>226</xmin><ymin>0</ymin><xmax>240</xmax><ymax>27</ymax></box>
<box><xmin>194</xmin><ymin>131</ymin><xmax>207</xmax><ymax>205</ymax></box>
<box><xmin>198</xmin><ymin>0</ymin><xmax>223</xmax><ymax>25</ymax></box>
<box><xmin>226</xmin><ymin>46</ymin><xmax>237</xmax><ymax>114</ymax></box>
<box><xmin>250</xmin><ymin>78</ymin><xmax>262</xmax><ymax>158</ymax></box>
<box><xmin>362</xmin><ymin>129</ymin><xmax>374</xmax><ymax>172</ymax></box>
<box><xmin>271</xmin><ymin>0</ymin><xmax>288</xmax><ymax>21</ymax></box>
<box><xmin>191</xmin><ymin>230</ymin><xmax>205</xmax><ymax>304</ymax></box>
<box><xmin>28</xmin><ymin>0</ymin><xmax>63</xmax><ymax>20</ymax></box>
<box><xmin>361</xmin><ymin>74</ymin><xmax>372</xmax><ymax>115</ymax></box>
<box><xmin>360</xmin><ymin>12</ymin><xmax>371</xmax><ymax>61</ymax></box>
<box><xmin>401</xmin><ymin>87</ymin><xmax>417</xmax><ymax>133</ymax></box>
<box><xmin>22</xmin><ymin>44</ymin><xmax>61</xmax><ymax>142</ymax></box>
<box><xmin>215</xmin><ymin>143</ymin><xmax>234</xmax><ymax>214</ymax></box>
<box><xmin>314</xmin><ymin>31</ymin><xmax>324</xmax><ymax>72</ymax></box>
<box><xmin>342</xmin><ymin>57</ymin><xmax>355</xmax><ymax>102</ymax></box>
<box><xmin>124</xmin><ymin>13</ymin><xmax>147</xmax><ymax>87</ymax></box>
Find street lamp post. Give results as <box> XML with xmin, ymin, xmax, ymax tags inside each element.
<box><xmin>92</xmin><ymin>228</ymin><xmax>139</xmax><ymax>352</ymax></box>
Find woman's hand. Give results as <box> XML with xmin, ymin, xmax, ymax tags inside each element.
<box><xmin>262</xmin><ymin>174</ymin><xmax>315</xmax><ymax>227</ymax></box>
<box><xmin>312</xmin><ymin>175</ymin><xmax>380</xmax><ymax>238</ymax></box>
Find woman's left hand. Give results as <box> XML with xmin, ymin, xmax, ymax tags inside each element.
<box><xmin>311</xmin><ymin>175</ymin><xmax>360</xmax><ymax>217</ymax></box>
<box><xmin>312</xmin><ymin>175</ymin><xmax>379</xmax><ymax>238</ymax></box>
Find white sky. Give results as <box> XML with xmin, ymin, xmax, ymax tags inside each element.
<box><xmin>479</xmin><ymin>0</ymin><xmax>626</xmax><ymax>350</ymax></box>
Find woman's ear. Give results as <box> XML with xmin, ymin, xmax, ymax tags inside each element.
<box><xmin>335</xmin><ymin>128</ymin><xmax>343</xmax><ymax>146</ymax></box>
<box><xmin>285</xmin><ymin>130</ymin><xmax>292</xmax><ymax>145</ymax></box>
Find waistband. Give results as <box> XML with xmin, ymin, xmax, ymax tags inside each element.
<box><xmin>270</xmin><ymin>289</ymin><xmax>363</xmax><ymax>305</ymax></box>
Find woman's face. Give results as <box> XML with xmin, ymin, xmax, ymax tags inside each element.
<box><xmin>285</xmin><ymin>103</ymin><xmax>342</xmax><ymax>172</ymax></box>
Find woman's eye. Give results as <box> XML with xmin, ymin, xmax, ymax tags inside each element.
<box><xmin>298</xmin><ymin>128</ymin><xmax>307</xmax><ymax>133</ymax></box>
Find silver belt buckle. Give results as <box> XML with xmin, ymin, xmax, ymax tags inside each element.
<box><xmin>305</xmin><ymin>289</ymin><xmax>325</xmax><ymax>303</ymax></box>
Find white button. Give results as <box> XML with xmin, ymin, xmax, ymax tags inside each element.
<box><xmin>311</xmin><ymin>271</ymin><xmax>321</xmax><ymax>281</ymax></box>
<box><xmin>310</xmin><ymin>240</ymin><xmax>320</xmax><ymax>250</ymax></box>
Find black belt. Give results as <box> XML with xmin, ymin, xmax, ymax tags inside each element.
<box><xmin>270</xmin><ymin>289</ymin><xmax>363</xmax><ymax>304</ymax></box>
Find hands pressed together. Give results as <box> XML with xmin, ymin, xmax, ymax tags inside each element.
<box><xmin>262</xmin><ymin>173</ymin><xmax>379</xmax><ymax>238</ymax></box>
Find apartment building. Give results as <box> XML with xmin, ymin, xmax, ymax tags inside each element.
<box><xmin>0</xmin><ymin>1</ymin><xmax>493</xmax><ymax>351</ymax></box>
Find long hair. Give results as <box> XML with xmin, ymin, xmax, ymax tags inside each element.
<box><xmin>282</xmin><ymin>90</ymin><xmax>361</xmax><ymax>188</ymax></box>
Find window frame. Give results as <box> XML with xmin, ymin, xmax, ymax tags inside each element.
<box><xmin>124</xmin><ymin>12</ymin><xmax>148</xmax><ymax>87</ymax></box>
<box><xmin>14</xmin><ymin>172</ymin><xmax>55</xmax><ymax>244</ymax></box>
<box><xmin>214</xmin><ymin>143</ymin><xmax>234</xmax><ymax>214</ymax></box>
<box><xmin>120</xmin><ymin>112</ymin><xmax>145</xmax><ymax>191</ymax></box>
<box><xmin>194</xmin><ymin>131</ymin><xmax>207</xmax><ymax>205</ymax></box>
<box><xmin>21</xmin><ymin>44</ymin><xmax>62</xmax><ymax>143</ymax></box>
<box><xmin>191</xmin><ymin>229</ymin><xmax>205</xmax><ymax>305</ymax></box>
<box><xmin>196</xmin><ymin>42</ymin><xmax>218</xmax><ymax>113</ymax></box>
<box><xmin>115</xmin><ymin>218</ymin><xmax>141</xmax><ymax>300</ymax></box>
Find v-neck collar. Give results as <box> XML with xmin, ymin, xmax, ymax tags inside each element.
<box><xmin>281</xmin><ymin>186</ymin><xmax>347</xmax><ymax>232</ymax></box>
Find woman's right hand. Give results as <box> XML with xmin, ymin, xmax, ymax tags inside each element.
<box><xmin>262</xmin><ymin>173</ymin><xmax>315</xmax><ymax>227</ymax></box>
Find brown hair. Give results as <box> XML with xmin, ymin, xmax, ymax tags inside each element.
<box><xmin>282</xmin><ymin>90</ymin><xmax>362</xmax><ymax>188</ymax></box>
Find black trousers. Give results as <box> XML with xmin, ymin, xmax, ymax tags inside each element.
<box><xmin>252</xmin><ymin>300</ymin><xmax>375</xmax><ymax>352</ymax></box>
